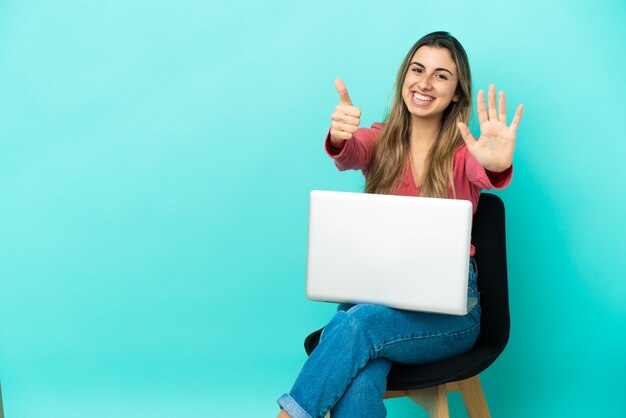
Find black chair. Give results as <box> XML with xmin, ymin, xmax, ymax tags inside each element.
<box><xmin>304</xmin><ymin>193</ymin><xmax>510</xmax><ymax>417</ymax></box>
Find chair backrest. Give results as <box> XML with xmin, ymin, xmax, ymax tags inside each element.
<box><xmin>471</xmin><ymin>193</ymin><xmax>510</xmax><ymax>351</ymax></box>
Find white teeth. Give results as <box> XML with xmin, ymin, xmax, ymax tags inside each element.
<box><xmin>413</xmin><ymin>92</ymin><xmax>434</xmax><ymax>102</ymax></box>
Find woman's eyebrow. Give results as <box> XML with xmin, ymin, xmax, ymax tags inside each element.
<box><xmin>410</xmin><ymin>61</ymin><xmax>454</xmax><ymax>76</ymax></box>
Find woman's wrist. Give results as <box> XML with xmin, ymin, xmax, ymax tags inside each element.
<box><xmin>329</xmin><ymin>137</ymin><xmax>346</xmax><ymax>150</ymax></box>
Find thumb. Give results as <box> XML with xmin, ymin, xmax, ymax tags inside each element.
<box><xmin>334</xmin><ymin>78</ymin><xmax>353</xmax><ymax>106</ymax></box>
<box><xmin>457</xmin><ymin>122</ymin><xmax>476</xmax><ymax>150</ymax></box>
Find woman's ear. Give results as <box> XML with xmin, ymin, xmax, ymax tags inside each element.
<box><xmin>452</xmin><ymin>86</ymin><xmax>461</xmax><ymax>103</ymax></box>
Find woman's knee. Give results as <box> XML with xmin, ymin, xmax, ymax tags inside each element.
<box><xmin>321</xmin><ymin>304</ymin><xmax>396</xmax><ymax>350</ymax></box>
<box><xmin>345</xmin><ymin>304</ymin><xmax>394</xmax><ymax>331</ymax></box>
<box><xmin>322</xmin><ymin>304</ymin><xmax>387</xmax><ymax>341</ymax></box>
<box><xmin>328</xmin><ymin>304</ymin><xmax>395</xmax><ymax>349</ymax></box>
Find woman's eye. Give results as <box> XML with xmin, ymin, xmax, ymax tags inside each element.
<box><xmin>435</xmin><ymin>74</ymin><xmax>448</xmax><ymax>80</ymax></box>
<box><xmin>412</xmin><ymin>68</ymin><xmax>423</xmax><ymax>74</ymax></box>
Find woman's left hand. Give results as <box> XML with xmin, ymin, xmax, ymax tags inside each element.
<box><xmin>457</xmin><ymin>84</ymin><xmax>523</xmax><ymax>172</ymax></box>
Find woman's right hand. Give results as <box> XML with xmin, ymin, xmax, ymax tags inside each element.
<box><xmin>329</xmin><ymin>78</ymin><xmax>361</xmax><ymax>148</ymax></box>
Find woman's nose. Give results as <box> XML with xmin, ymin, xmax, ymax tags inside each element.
<box><xmin>418</xmin><ymin>77</ymin><xmax>432</xmax><ymax>91</ymax></box>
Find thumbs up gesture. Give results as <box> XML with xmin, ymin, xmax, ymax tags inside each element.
<box><xmin>329</xmin><ymin>78</ymin><xmax>362</xmax><ymax>147</ymax></box>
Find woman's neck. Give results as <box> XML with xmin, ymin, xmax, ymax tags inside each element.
<box><xmin>409</xmin><ymin>116</ymin><xmax>441</xmax><ymax>152</ymax></box>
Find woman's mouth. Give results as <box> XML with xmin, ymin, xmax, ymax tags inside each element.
<box><xmin>411</xmin><ymin>92</ymin><xmax>435</xmax><ymax>106</ymax></box>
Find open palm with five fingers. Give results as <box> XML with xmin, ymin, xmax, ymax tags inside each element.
<box><xmin>457</xmin><ymin>84</ymin><xmax>524</xmax><ymax>173</ymax></box>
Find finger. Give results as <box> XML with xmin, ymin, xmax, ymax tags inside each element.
<box><xmin>488</xmin><ymin>84</ymin><xmax>497</xmax><ymax>121</ymax></box>
<box><xmin>498</xmin><ymin>90</ymin><xmax>507</xmax><ymax>124</ymax></box>
<box><xmin>334</xmin><ymin>78</ymin><xmax>353</xmax><ymax>106</ymax></box>
<box><xmin>330</xmin><ymin>129</ymin><xmax>354</xmax><ymax>141</ymax></box>
<box><xmin>335</xmin><ymin>104</ymin><xmax>361</xmax><ymax>118</ymax></box>
<box><xmin>510</xmin><ymin>104</ymin><xmax>524</xmax><ymax>131</ymax></box>
<box><xmin>457</xmin><ymin>122</ymin><xmax>476</xmax><ymax>150</ymax></box>
<box><xmin>331</xmin><ymin>112</ymin><xmax>360</xmax><ymax>126</ymax></box>
<box><xmin>477</xmin><ymin>90</ymin><xmax>487</xmax><ymax>124</ymax></box>
<box><xmin>331</xmin><ymin>121</ymin><xmax>359</xmax><ymax>134</ymax></box>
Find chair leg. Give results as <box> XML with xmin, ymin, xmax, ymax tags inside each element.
<box><xmin>407</xmin><ymin>384</ymin><xmax>449</xmax><ymax>418</ymax></box>
<box><xmin>383</xmin><ymin>375</ymin><xmax>490</xmax><ymax>418</ymax></box>
<box><xmin>457</xmin><ymin>376</ymin><xmax>490</xmax><ymax>418</ymax></box>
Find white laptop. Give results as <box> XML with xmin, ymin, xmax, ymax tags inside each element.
<box><xmin>305</xmin><ymin>190</ymin><xmax>476</xmax><ymax>316</ymax></box>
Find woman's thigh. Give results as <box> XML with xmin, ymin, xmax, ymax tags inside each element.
<box><xmin>334</xmin><ymin>303</ymin><xmax>480</xmax><ymax>365</ymax></box>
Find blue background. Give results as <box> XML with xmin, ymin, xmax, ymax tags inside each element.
<box><xmin>1</xmin><ymin>0</ymin><xmax>625</xmax><ymax>416</ymax></box>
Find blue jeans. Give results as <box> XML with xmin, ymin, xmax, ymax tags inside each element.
<box><xmin>278</xmin><ymin>257</ymin><xmax>481</xmax><ymax>418</ymax></box>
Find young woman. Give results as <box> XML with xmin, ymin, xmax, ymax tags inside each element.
<box><xmin>277</xmin><ymin>31</ymin><xmax>523</xmax><ymax>418</ymax></box>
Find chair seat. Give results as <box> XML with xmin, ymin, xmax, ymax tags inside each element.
<box><xmin>385</xmin><ymin>344</ymin><xmax>504</xmax><ymax>391</ymax></box>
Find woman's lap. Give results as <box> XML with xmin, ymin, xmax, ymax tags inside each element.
<box><xmin>328</xmin><ymin>302</ymin><xmax>480</xmax><ymax>365</ymax></box>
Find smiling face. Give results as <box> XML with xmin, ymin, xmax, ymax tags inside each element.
<box><xmin>402</xmin><ymin>46</ymin><xmax>460</xmax><ymax>122</ymax></box>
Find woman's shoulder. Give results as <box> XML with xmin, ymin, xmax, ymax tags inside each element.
<box><xmin>353</xmin><ymin>122</ymin><xmax>385</xmax><ymax>144</ymax></box>
<box><xmin>452</xmin><ymin>143</ymin><xmax>476</xmax><ymax>173</ymax></box>
<box><xmin>359</xmin><ymin>122</ymin><xmax>385</xmax><ymax>134</ymax></box>
<box><xmin>453</xmin><ymin>142</ymin><xmax>486</xmax><ymax>176</ymax></box>
<box><xmin>454</xmin><ymin>142</ymin><xmax>470</xmax><ymax>161</ymax></box>
<box><xmin>365</xmin><ymin>121</ymin><xmax>385</xmax><ymax>136</ymax></box>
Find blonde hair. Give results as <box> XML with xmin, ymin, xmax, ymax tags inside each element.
<box><xmin>365</xmin><ymin>32</ymin><xmax>472</xmax><ymax>198</ymax></box>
